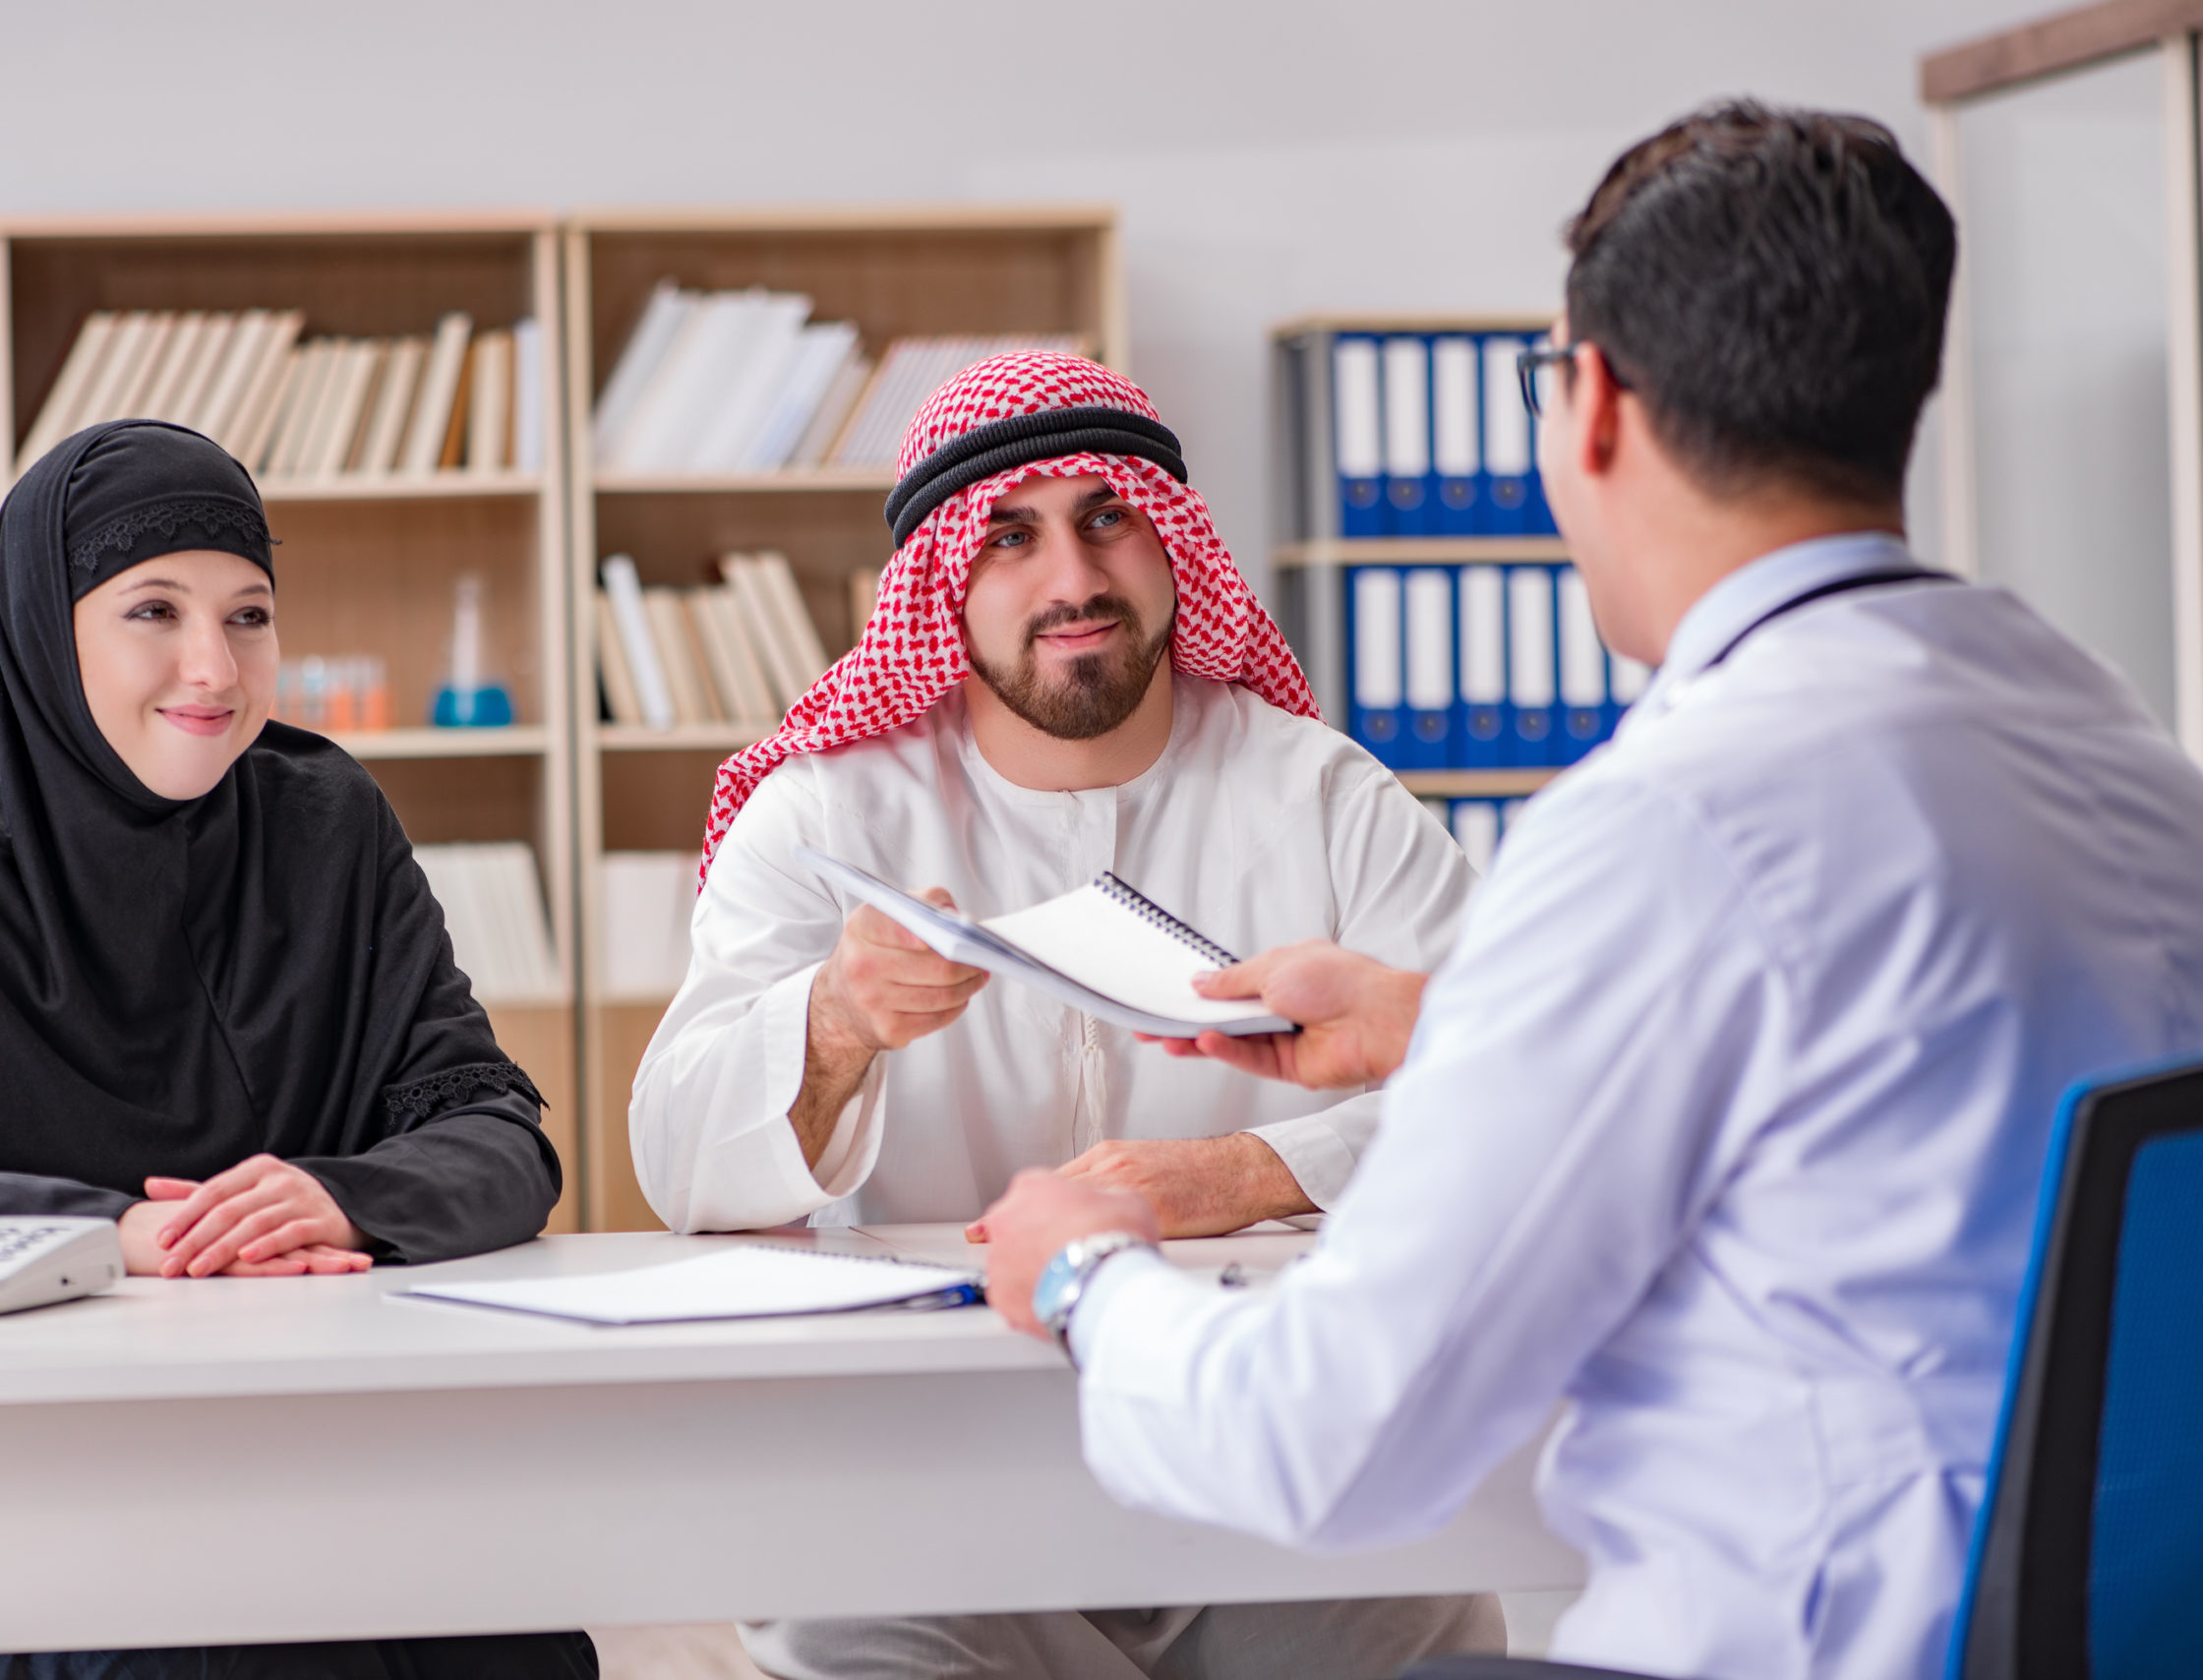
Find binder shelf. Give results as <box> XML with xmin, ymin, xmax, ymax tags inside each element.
<box><xmin>1272</xmin><ymin>314</ymin><xmax>1651</xmax><ymax>792</ymax></box>
<box><xmin>0</xmin><ymin>214</ymin><xmax>579</xmax><ymax>1230</ymax></box>
<box><xmin>566</xmin><ymin>206</ymin><xmax>1125</xmax><ymax>1230</ymax></box>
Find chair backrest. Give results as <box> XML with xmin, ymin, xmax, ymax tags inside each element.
<box><xmin>1951</xmin><ymin>1058</ymin><xmax>2203</xmax><ymax>1680</ymax></box>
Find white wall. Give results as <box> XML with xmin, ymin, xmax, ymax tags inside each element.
<box><xmin>5</xmin><ymin>0</ymin><xmax>2040</xmax><ymax>590</ymax></box>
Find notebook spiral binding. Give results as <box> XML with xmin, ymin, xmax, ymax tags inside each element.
<box><xmin>1095</xmin><ymin>872</ymin><xmax>1241</xmax><ymax>969</ymax></box>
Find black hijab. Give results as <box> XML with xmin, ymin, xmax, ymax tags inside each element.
<box><xmin>0</xmin><ymin>421</ymin><xmax>551</xmax><ymax>1254</ymax></box>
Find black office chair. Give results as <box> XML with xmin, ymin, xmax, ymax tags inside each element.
<box><xmin>1402</xmin><ymin>1055</ymin><xmax>2203</xmax><ymax>1680</ymax></box>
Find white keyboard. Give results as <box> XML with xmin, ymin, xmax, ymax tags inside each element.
<box><xmin>0</xmin><ymin>1216</ymin><xmax>124</xmax><ymax>1315</ymax></box>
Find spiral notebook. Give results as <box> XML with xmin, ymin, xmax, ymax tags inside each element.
<box><xmin>796</xmin><ymin>845</ymin><xmax>1293</xmax><ymax>1039</ymax></box>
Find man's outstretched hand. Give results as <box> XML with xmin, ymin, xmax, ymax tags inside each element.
<box><xmin>977</xmin><ymin>1169</ymin><xmax>1160</xmax><ymax>1341</ymax></box>
<box><xmin>1147</xmin><ymin>941</ymin><xmax>1429</xmax><ymax>1090</ymax></box>
<box><xmin>964</xmin><ymin>1132</ymin><xmax>1313</xmax><ymax>1243</ymax></box>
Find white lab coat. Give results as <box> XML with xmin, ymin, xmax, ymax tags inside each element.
<box><xmin>1070</xmin><ymin>534</ymin><xmax>2203</xmax><ymax>1680</ymax></box>
<box><xmin>631</xmin><ymin>674</ymin><xmax>1472</xmax><ymax>1231</ymax></box>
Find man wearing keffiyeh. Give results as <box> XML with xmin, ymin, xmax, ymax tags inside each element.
<box><xmin>630</xmin><ymin>352</ymin><xmax>1498</xmax><ymax>1678</ymax></box>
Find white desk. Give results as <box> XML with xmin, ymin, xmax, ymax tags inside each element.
<box><xmin>0</xmin><ymin>1226</ymin><xmax>1581</xmax><ymax>1650</ymax></box>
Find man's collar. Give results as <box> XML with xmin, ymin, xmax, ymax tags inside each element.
<box><xmin>1655</xmin><ymin>529</ymin><xmax>1921</xmax><ymax>690</ymax></box>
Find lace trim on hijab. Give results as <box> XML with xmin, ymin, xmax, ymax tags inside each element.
<box><xmin>65</xmin><ymin>496</ymin><xmax>276</xmax><ymax>574</ymax></box>
<box><xmin>382</xmin><ymin>1060</ymin><xmax>546</xmax><ymax>1122</ymax></box>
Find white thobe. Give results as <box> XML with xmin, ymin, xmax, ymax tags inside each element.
<box><xmin>631</xmin><ymin>674</ymin><xmax>1472</xmax><ymax>1231</ymax></box>
<box><xmin>1068</xmin><ymin>534</ymin><xmax>2203</xmax><ymax>1680</ymax></box>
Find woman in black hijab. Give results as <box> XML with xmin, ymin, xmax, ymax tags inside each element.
<box><xmin>0</xmin><ymin>420</ymin><xmax>595</xmax><ymax>1679</ymax></box>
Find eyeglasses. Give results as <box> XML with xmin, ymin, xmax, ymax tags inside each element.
<box><xmin>1516</xmin><ymin>340</ymin><xmax>1632</xmax><ymax>419</ymax></box>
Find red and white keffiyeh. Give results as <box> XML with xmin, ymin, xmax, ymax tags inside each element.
<box><xmin>697</xmin><ymin>351</ymin><xmax>1318</xmax><ymax>881</ymax></box>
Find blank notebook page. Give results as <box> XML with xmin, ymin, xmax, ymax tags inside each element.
<box><xmin>982</xmin><ymin>882</ymin><xmax>1261</xmax><ymax>1026</ymax></box>
<box><xmin>404</xmin><ymin>1245</ymin><xmax>978</xmax><ymax>1325</ymax></box>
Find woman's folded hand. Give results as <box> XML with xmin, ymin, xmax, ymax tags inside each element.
<box><xmin>124</xmin><ymin>1156</ymin><xmax>373</xmax><ymax>1278</ymax></box>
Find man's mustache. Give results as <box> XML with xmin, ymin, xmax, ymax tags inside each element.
<box><xmin>1022</xmin><ymin>595</ymin><xmax>1139</xmax><ymax>648</ymax></box>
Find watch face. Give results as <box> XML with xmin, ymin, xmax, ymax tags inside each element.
<box><xmin>1032</xmin><ymin>1249</ymin><xmax>1081</xmax><ymax>1330</ymax></box>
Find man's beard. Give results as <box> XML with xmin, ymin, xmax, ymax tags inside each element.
<box><xmin>968</xmin><ymin>593</ymin><xmax>1174</xmax><ymax>741</ymax></box>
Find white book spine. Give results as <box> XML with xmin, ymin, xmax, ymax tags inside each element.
<box><xmin>1557</xmin><ymin>566</ymin><xmax>1608</xmax><ymax>708</ymax></box>
<box><xmin>601</xmin><ymin>555</ymin><xmax>676</xmax><ymax>731</ymax></box>
<box><xmin>1459</xmin><ymin>565</ymin><xmax>1507</xmax><ymax>704</ymax></box>
<box><xmin>699</xmin><ymin>585</ymin><xmax>780</xmax><ymax>723</ymax></box>
<box><xmin>192</xmin><ymin>309</ymin><xmax>268</xmax><ymax>443</ymax></box>
<box><xmin>74</xmin><ymin>311</ymin><xmax>154</xmax><ymax>431</ymax></box>
<box><xmin>1507</xmin><ymin>566</ymin><xmax>1557</xmax><ymax>708</ymax></box>
<box><xmin>1482</xmin><ymin>336</ymin><xmax>1531</xmax><ymax>476</ymax></box>
<box><xmin>111</xmin><ymin>312</ymin><xmax>180</xmax><ymax>418</ymax></box>
<box><xmin>1452</xmin><ymin>801</ymin><xmax>1501</xmax><ymax>877</ymax></box>
<box><xmin>788</xmin><ymin>347</ymin><xmax>871</xmax><ymax>468</ymax></box>
<box><xmin>1351</xmin><ymin>568</ymin><xmax>1403</xmax><ymax>709</ymax></box>
<box><xmin>691</xmin><ymin>296</ymin><xmax>809</xmax><ymax>473</ymax></box>
<box><xmin>591</xmin><ymin>283</ymin><xmax>691</xmax><ymax>463</ymax></box>
<box><xmin>753</xmin><ymin>552</ymin><xmax>829</xmax><ymax>684</ymax></box>
<box><xmin>138</xmin><ymin>312</ymin><xmax>208</xmax><ymax>421</ymax></box>
<box><xmin>269</xmin><ymin>339</ymin><xmax>338</xmax><ymax>481</ymax></box>
<box><xmin>749</xmin><ymin>323</ymin><xmax>860</xmax><ymax>471</ymax></box>
<box><xmin>465</xmin><ymin>330</ymin><xmax>513</xmax><ymax>474</ymax></box>
<box><xmin>1431</xmin><ymin>336</ymin><xmax>1481</xmax><ymax>476</ymax></box>
<box><xmin>511</xmin><ymin>317</ymin><xmax>543</xmax><ymax>474</ymax></box>
<box><xmin>1381</xmin><ymin>337</ymin><xmax>1431</xmax><ymax>481</ymax></box>
<box><xmin>1610</xmin><ymin>653</ymin><xmax>1653</xmax><ymax>704</ymax></box>
<box><xmin>613</xmin><ymin>293</ymin><xmax>749</xmax><ymax>473</ymax></box>
<box><xmin>1403</xmin><ymin>568</ymin><xmax>1454</xmax><ymax>711</ymax></box>
<box><xmin>15</xmin><ymin>312</ymin><xmax>117</xmax><ymax>472</ymax></box>
<box><xmin>400</xmin><ymin>313</ymin><xmax>473</xmax><ymax>475</ymax></box>
<box><xmin>1332</xmin><ymin>338</ymin><xmax>1383</xmax><ymax>481</ymax></box>
<box><xmin>215</xmin><ymin>310</ymin><xmax>304</xmax><ymax>462</ymax></box>
<box><xmin>355</xmin><ymin>337</ymin><xmax>426</xmax><ymax>477</ymax></box>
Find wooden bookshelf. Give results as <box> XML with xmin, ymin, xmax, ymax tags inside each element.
<box><xmin>564</xmin><ymin>205</ymin><xmax>1125</xmax><ymax>1230</ymax></box>
<box><xmin>0</xmin><ymin>214</ymin><xmax>580</xmax><ymax>1231</ymax></box>
<box><xmin>1398</xmin><ymin>770</ymin><xmax>1558</xmax><ymax>799</ymax></box>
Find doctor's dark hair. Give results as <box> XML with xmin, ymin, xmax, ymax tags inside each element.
<box><xmin>1563</xmin><ymin>99</ymin><xmax>1956</xmax><ymax>505</ymax></box>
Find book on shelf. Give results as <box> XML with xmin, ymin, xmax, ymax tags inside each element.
<box><xmin>1281</xmin><ymin>325</ymin><xmax>1561</xmax><ymax>542</ymax></box>
<box><xmin>826</xmin><ymin>333</ymin><xmax>1082</xmax><ymax>469</ymax></box>
<box><xmin>1427</xmin><ymin>795</ymin><xmax>1531</xmax><ymax>877</ymax></box>
<box><xmin>1340</xmin><ymin>557</ymin><xmax>1652</xmax><ymax>771</ymax></box>
<box><xmin>596</xmin><ymin>851</ymin><xmax>698</xmax><ymax>998</ymax></box>
<box><xmin>599</xmin><ymin>554</ymin><xmax>676</xmax><ymax>731</ymax></box>
<box><xmin>466</xmin><ymin>329</ymin><xmax>514</xmax><ymax>473</ymax></box>
<box><xmin>12</xmin><ymin>306</ymin><xmax>541</xmax><ymax>487</ymax></box>
<box><xmin>592</xmin><ymin>550</ymin><xmax>832</xmax><ymax>732</ymax></box>
<box><xmin>412</xmin><ymin>841</ymin><xmax>563</xmax><ymax>1006</ymax></box>
<box><xmin>587</xmin><ymin>284</ymin><xmax>1078</xmax><ymax>477</ymax></box>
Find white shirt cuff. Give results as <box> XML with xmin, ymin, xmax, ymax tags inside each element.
<box><xmin>1067</xmin><ymin>1246</ymin><xmax>1178</xmax><ymax>1369</ymax></box>
<box><xmin>1245</xmin><ymin>1113</ymin><xmax>1360</xmax><ymax>1211</ymax></box>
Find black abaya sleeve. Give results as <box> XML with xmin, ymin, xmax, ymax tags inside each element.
<box><xmin>294</xmin><ymin>1083</ymin><xmax>562</xmax><ymax>1265</ymax></box>
<box><xmin>0</xmin><ymin>1171</ymin><xmax>134</xmax><ymax>1220</ymax></box>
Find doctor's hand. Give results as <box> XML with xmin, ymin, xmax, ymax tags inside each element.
<box><xmin>810</xmin><ymin>893</ymin><xmax>989</xmax><ymax>1055</ymax></box>
<box><xmin>1149</xmin><ymin>941</ymin><xmax>1428</xmax><ymax>1091</ymax></box>
<box><xmin>966</xmin><ymin>1134</ymin><xmax>1313</xmax><ymax>1242</ymax></box>
<box><xmin>132</xmin><ymin>1158</ymin><xmax>372</xmax><ymax>1278</ymax></box>
<box><xmin>975</xmin><ymin>1169</ymin><xmax>1160</xmax><ymax>1341</ymax></box>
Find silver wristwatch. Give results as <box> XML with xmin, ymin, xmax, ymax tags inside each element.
<box><xmin>1032</xmin><ymin>1230</ymin><xmax>1158</xmax><ymax>1362</ymax></box>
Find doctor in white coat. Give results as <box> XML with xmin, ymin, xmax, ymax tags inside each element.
<box><xmin>977</xmin><ymin>101</ymin><xmax>2203</xmax><ymax>1680</ymax></box>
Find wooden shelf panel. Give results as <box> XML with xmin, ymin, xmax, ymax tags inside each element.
<box><xmin>594</xmin><ymin>468</ymin><xmax>897</xmax><ymax>496</ymax></box>
<box><xmin>329</xmin><ymin>726</ymin><xmax>551</xmax><ymax>759</ymax></box>
<box><xmin>261</xmin><ymin>472</ymin><xmax>542</xmax><ymax>504</ymax></box>
<box><xmin>596</xmin><ymin>723</ymin><xmax>770</xmax><ymax>753</ymax></box>
<box><xmin>1399</xmin><ymin>769</ymin><xmax>1559</xmax><ymax>798</ymax></box>
<box><xmin>1277</xmin><ymin>538</ymin><xmax>1571</xmax><ymax>568</ymax></box>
